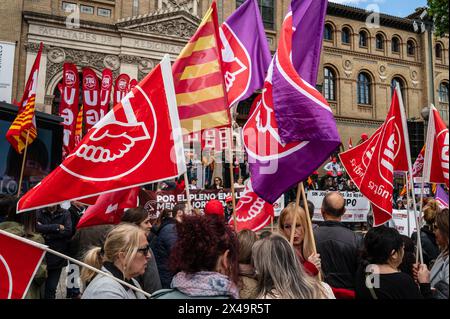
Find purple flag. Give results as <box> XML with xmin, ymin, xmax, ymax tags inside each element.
<box><xmin>243</xmin><ymin>0</ymin><xmax>340</xmax><ymax>203</ymax></box>
<box><xmin>220</xmin><ymin>0</ymin><xmax>271</xmax><ymax>106</ymax></box>
<box><xmin>435</xmin><ymin>185</ymin><xmax>449</xmax><ymax>208</ymax></box>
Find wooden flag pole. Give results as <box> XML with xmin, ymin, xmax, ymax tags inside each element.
<box><xmin>17</xmin><ymin>130</ymin><xmax>31</xmax><ymax>198</ymax></box>
<box><xmin>408</xmin><ymin>172</ymin><xmax>424</xmax><ymax>265</ymax></box>
<box><xmin>271</xmin><ymin>215</ymin><xmax>274</xmax><ymax>233</ymax></box>
<box><xmin>290</xmin><ymin>183</ymin><xmax>302</xmax><ymax>245</ymax></box>
<box><xmin>228</xmin><ymin>132</ymin><xmax>237</xmax><ymax>231</ymax></box>
<box><xmin>0</xmin><ymin>229</ymin><xmax>152</xmax><ymax>298</ymax></box>
<box><xmin>300</xmin><ymin>183</ymin><xmax>322</xmax><ymax>281</ymax></box>
<box><xmin>183</xmin><ymin>172</ymin><xmax>193</xmax><ymax>214</ymax></box>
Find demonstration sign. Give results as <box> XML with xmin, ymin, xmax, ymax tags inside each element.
<box><xmin>307</xmin><ymin>191</ymin><xmax>370</xmax><ymax>222</ymax></box>
<box><xmin>144</xmin><ymin>188</ymin><xmax>245</xmax><ymax>213</ymax></box>
<box><xmin>143</xmin><ymin>188</ymin><xmax>284</xmax><ymax>216</ymax></box>
<box><xmin>391</xmin><ymin>209</ymin><xmax>417</xmax><ymax>237</ymax></box>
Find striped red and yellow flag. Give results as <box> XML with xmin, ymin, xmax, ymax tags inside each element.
<box><xmin>6</xmin><ymin>43</ymin><xmax>42</xmax><ymax>154</ymax></box>
<box><xmin>172</xmin><ymin>1</ymin><xmax>230</xmax><ymax>134</ymax></box>
<box><xmin>74</xmin><ymin>104</ymin><xmax>84</xmax><ymax>147</ymax></box>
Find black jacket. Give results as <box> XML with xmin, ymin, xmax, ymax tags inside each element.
<box><xmin>36</xmin><ymin>208</ymin><xmax>72</xmax><ymax>269</ymax></box>
<box><xmin>150</xmin><ymin>218</ymin><xmax>178</xmax><ymax>288</ymax></box>
<box><xmin>314</xmin><ymin>221</ymin><xmax>363</xmax><ymax>290</ymax></box>
<box><xmin>411</xmin><ymin>227</ymin><xmax>440</xmax><ymax>267</ymax></box>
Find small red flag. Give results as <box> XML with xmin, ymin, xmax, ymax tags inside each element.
<box><xmin>0</xmin><ymin>230</ymin><xmax>46</xmax><ymax>299</ymax></box>
<box><xmin>77</xmin><ymin>187</ymin><xmax>140</xmax><ymax>229</ymax></box>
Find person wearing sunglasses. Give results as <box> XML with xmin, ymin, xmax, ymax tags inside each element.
<box><xmin>121</xmin><ymin>207</ymin><xmax>162</xmax><ymax>294</ymax></box>
<box><xmin>81</xmin><ymin>224</ymin><xmax>150</xmax><ymax>299</ymax></box>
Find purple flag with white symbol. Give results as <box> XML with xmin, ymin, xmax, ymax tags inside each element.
<box><xmin>435</xmin><ymin>185</ymin><xmax>449</xmax><ymax>209</ymax></box>
<box><xmin>220</xmin><ymin>0</ymin><xmax>272</xmax><ymax>107</ymax></box>
<box><xmin>243</xmin><ymin>0</ymin><xmax>340</xmax><ymax>203</ymax></box>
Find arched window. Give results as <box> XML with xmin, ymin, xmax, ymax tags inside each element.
<box><xmin>439</xmin><ymin>82</ymin><xmax>449</xmax><ymax>103</ymax></box>
<box><xmin>359</xmin><ymin>30</ymin><xmax>368</xmax><ymax>47</ymax></box>
<box><xmin>436</xmin><ymin>43</ymin><xmax>443</xmax><ymax>59</ymax></box>
<box><xmin>342</xmin><ymin>27</ymin><xmax>351</xmax><ymax>44</ymax></box>
<box><xmin>324</xmin><ymin>24</ymin><xmax>333</xmax><ymax>41</ymax></box>
<box><xmin>407</xmin><ymin>40</ymin><xmax>416</xmax><ymax>56</ymax></box>
<box><xmin>392</xmin><ymin>37</ymin><xmax>400</xmax><ymax>53</ymax></box>
<box><xmin>391</xmin><ymin>77</ymin><xmax>406</xmax><ymax>100</ymax></box>
<box><xmin>324</xmin><ymin>67</ymin><xmax>336</xmax><ymax>101</ymax></box>
<box><xmin>357</xmin><ymin>72</ymin><xmax>371</xmax><ymax>105</ymax></box>
<box><xmin>376</xmin><ymin>34</ymin><xmax>384</xmax><ymax>50</ymax></box>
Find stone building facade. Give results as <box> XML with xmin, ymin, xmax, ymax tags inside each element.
<box><xmin>1</xmin><ymin>0</ymin><xmax>448</xmax><ymax>150</ymax></box>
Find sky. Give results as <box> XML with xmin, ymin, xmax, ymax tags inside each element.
<box><xmin>329</xmin><ymin>0</ymin><xmax>428</xmax><ymax>18</ymax></box>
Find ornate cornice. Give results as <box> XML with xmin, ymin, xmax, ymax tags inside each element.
<box><xmin>116</xmin><ymin>9</ymin><xmax>200</xmax><ymax>28</ymax></box>
<box><xmin>335</xmin><ymin>116</ymin><xmax>384</xmax><ymax>127</ymax></box>
<box><xmin>23</xmin><ymin>11</ymin><xmax>117</xmax><ymax>32</ymax></box>
<box><xmin>323</xmin><ymin>46</ymin><xmax>423</xmax><ymax>68</ymax></box>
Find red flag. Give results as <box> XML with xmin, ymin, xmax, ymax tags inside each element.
<box><xmin>231</xmin><ymin>179</ymin><xmax>274</xmax><ymax>232</ymax></box>
<box><xmin>340</xmin><ymin>87</ymin><xmax>409</xmax><ymax>226</ymax></box>
<box><xmin>348</xmin><ymin>137</ymin><xmax>353</xmax><ymax>149</ymax></box>
<box><xmin>82</xmin><ymin>68</ymin><xmax>101</xmax><ymax>132</ymax></box>
<box><xmin>423</xmin><ymin>105</ymin><xmax>449</xmax><ymax>187</ymax></box>
<box><xmin>77</xmin><ymin>187</ymin><xmax>140</xmax><ymax>229</ymax></box>
<box><xmin>60</xmin><ymin>63</ymin><xmax>80</xmax><ymax>159</ymax></box>
<box><xmin>99</xmin><ymin>68</ymin><xmax>113</xmax><ymax>117</ymax></box>
<box><xmin>18</xmin><ymin>55</ymin><xmax>186</xmax><ymax>213</ymax></box>
<box><xmin>412</xmin><ymin>144</ymin><xmax>426</xmax><ymax>177</ymax></box>
<box><xmin>5</xmin><ymin>42</ymin><xmax>42</xmax><ymax>154</ymax></box>
<box><xmin>114</xmin><ymin>74</ymin><xmax>130</xmax><ymax>106</ymax></box>
<box><xmin>0</xmin><ymin>230</ymin><xmax>46</xmax><ymax>299</ymax></box>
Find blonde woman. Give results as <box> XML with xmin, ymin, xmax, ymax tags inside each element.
<box><xmin>252</xmin><ymin>235</ymin><xmax>334</xmax><ymax>299</ymax></box>
<box><xmin>278</xmin><ymin>203</ymin><xmax>321</xmax><ymax>277</ymax></box>
<box><xmin>81</xmin><ymin>224</ymin><xmax>150</xmax><ymax>299</ymax></box>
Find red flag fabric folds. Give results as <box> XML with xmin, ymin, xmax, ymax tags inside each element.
<box><xmin>0</xmin><ymin>230</ymin><xmax>46</xmax><ymax>299</ymax></box>
<box><xmin>18</xmin><ymin>55</ymin><xmax>186</xmax><ymax>213</ymax></box>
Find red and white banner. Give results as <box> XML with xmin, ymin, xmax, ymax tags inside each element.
<box><xmin>18</xmin><ymin>55</ymin><xmax>186</xmax><ymax>213</ymax></box>
<box><xmin>0</xmin><ymin>230</ymin><xmax>46</xmax><ymax>299</ymax></box>
<box><xmin>340</xmin><ymin>86</ymin><xmax>410</xmax><ymax>226</ymax></box>
<box><xmin>82</xmin><ymin>68</ymin><xmax>101</xmax><ymax>132</ymax></box>
<box><xmin>232</xmin><ymin>179</ymin><xmax>274</xmax><ymax>232</ymax></box>
<box><xmin>99</xmin><ymin>68</ymin><xmax>113</xmax><ymax>117</ymax></box>
<box><xmin>114</xmin><ymin>74</ymin><xmax>130</xmax><ymax>106</ymax></box>
<box><xmin>423</xmin><ymin>105</ymin><xmax>449</xmax><ymax>187</ymax></box>
<box><xmin>77</xmin><ymin>187</ymin><xmax>140</xmax><ymax>229</ymax></box>
<box><xmin>59</xmin><ymin>63</ymin><xmax>80</xmax><ymax>159</ymax></box>
<box><xmin>412</xmin><ymin>145</ymin><xmax>425</xmax><ymax>177</ymax></box>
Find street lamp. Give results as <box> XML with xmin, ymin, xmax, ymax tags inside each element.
<box><xmin>421</xmin><ymin>106</ymin><xmax>430</xmax><ymax>122</ymax></box>
<box><xmin>413</xmin><ymin>10</ymin><xmax>435</xmax><ymax>105</ymax></box>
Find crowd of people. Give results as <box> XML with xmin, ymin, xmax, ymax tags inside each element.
<box><xmin>0</xmin><ymin>189</ymin><xmax>448</xmax><ymax>300</ymax></box>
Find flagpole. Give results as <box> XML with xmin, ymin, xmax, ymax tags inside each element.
<box><xmin>270</xmin><ymin>215</ymin><xmax>274</xmax><ymax>233</ymax></box>
<box><xmin>0</xmin><ymin>229</ymin><xmax>152</xmax><ymax>299</ymax></box>
<box><xmin>396</xmin><ymin>84</ymin><xmax>423</xmax><ymax>264</ymax></box>
<box><xmin>17</xmin><ymin>130</ymin><xmax>30</xmax><ymax>198</ymax></box>
<box><xmin>290</xmin><ymin>183</ymin><xmax>302</xmax><ymax>245</ymax></box>
<box><xmin>300</xmin><ymin>183</ymin><xmax>322</xmax><ymax>281</ymax></box>
<box><xmin>183</xmin><ymin>172</ymin><xmax>193</xmax><ymax>214</ymax></box>
<box><xmin>228</xmin><ymin>134</ymin><xmax>238</xmax><ymax>231</ymax></box>
<box><xmin>404</xmin><ymin>173</ymin><xmax>411</xmax><ymax>239</ymax></box>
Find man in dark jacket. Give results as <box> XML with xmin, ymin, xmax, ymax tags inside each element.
<box><xmin>150</xmin><ymin>205</ymin><xmax>182</xmax><ymax>288</ymax></box>
<box><xmin>36</xmin><ymin>205</ymin><xmax>72</xmax><ymax>299</ymax></box>
<box><xmin>314</xmin><ymin>192</ymin><xmax>363</xmax><ymax>291</ymax></box>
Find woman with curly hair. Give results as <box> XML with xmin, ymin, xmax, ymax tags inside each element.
<box><xmin>152</xmin><ymin>215</ymin><xmax>239</xmax><ymax>299</ymax></box>
<box><xmin>411</xmin><ymin>199</ymin><xmax>440</xmax><ymax>267</ymax></box>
